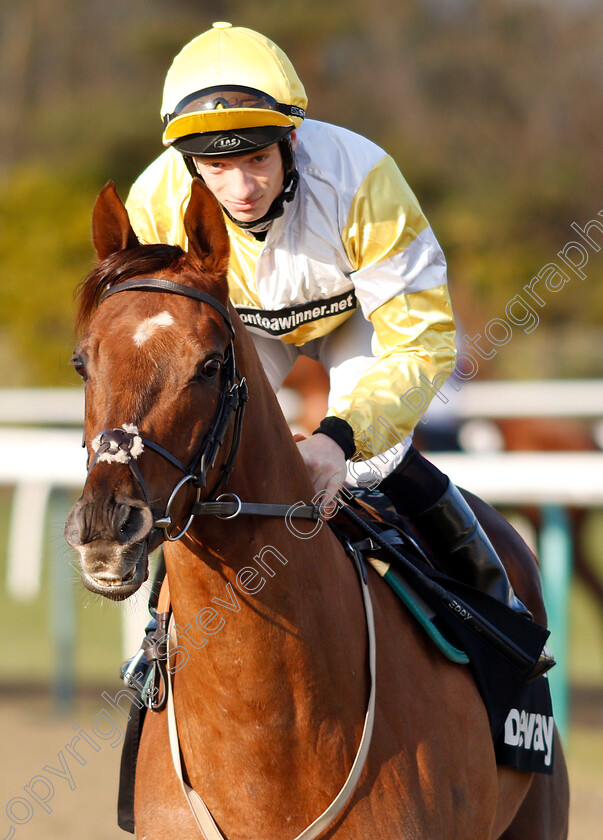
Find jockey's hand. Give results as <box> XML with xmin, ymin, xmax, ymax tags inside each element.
<box><xmin>295</xmin><ymin>433</ymin><xmax>347</xmax><ymax>515</ymax></box>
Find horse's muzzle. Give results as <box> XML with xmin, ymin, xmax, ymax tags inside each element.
<box><xmin>64</xmin><ymin>495</ymin><xmax>154</xmax><ymax>601</ymax></box>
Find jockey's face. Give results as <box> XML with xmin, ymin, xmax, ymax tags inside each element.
<box><xmin>194</xmin><ymin>133</ymin><xmax>296</xmax><ymax>224</ymax></box>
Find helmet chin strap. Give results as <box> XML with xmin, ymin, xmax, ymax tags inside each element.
<box><xmin>182</xmin><ymin>137</ymin><xmax>299</xmax><ymax>236</ymax></box>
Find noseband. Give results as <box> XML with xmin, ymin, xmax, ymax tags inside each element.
<box><xmin>86</xmin><ymin>277</ymin><xmax>248</xmax><ymax>540</ymax></box>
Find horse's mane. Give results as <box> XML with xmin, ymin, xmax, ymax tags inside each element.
<box><xmin>75</xmin><ymin>244</ymin><xmax>186</xmax><ymax>334</ymax></box>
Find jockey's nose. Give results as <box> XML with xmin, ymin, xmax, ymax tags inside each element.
<box><xmin>227</xmin><ymin>165</ymin><xmax>257</xmax><ymax>200</ymax></box>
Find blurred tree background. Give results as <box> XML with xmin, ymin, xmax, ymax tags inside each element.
<box><xmin>0</xmin><ymin>0</ymin><xmax>601</xmax><ymax>386</ymax></box>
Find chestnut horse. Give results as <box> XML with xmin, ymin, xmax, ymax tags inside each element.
<box><xmin>65</xmin><ymin>180</ymin><xmax>569</xmax><ymax>839</ymax></box>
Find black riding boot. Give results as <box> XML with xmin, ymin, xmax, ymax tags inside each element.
<box><xmin>380</xmin><ymin>447</ymin><xmax>555</xmax><ymax>679</ymax></box>
<box><xmin>412</xmin><ymin>482</ymin><xmax>533</xmax><ymax>616</ymax></box>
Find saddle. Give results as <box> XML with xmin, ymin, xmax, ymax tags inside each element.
<box><xmin>330</xmin><ymin>490</ymin><xmax>471</xmax><ymax>662</ymax></box>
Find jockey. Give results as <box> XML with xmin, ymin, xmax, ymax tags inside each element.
<box><xmin>125</xmin><ymin>22</ymin><xmax>552</xmax><ymax>677</ymax></box>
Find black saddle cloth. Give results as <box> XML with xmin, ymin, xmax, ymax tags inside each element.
<box><xmin>336</xmin><ymin>487</ymin><xmax>555</xmax><ymax>774</ymax></box>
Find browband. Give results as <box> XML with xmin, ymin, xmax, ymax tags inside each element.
<box><xmin>102</xmin><ymin>278</ymin><xmax>233</xmax><ymax>333</ymax></box>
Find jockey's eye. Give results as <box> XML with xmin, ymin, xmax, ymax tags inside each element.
<box><xmin>72</xmin><ymin>354</ymin><xmax>87</xmax><ymax>381</ymax></box>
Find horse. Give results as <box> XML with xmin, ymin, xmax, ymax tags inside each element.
<box><xmin>65</xmin><ymin>179</ymin><xmax>569</xmax><ymax>840</ymax></box>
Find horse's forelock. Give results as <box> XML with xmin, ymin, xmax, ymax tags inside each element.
<box><xmin>74</xmin><ymin>244</ymin><xmax>186</xmax><ymax>334</ymax></box>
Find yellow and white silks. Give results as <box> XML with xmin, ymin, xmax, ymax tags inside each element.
<box><xmin>125</xmin><ymin>118</ymin><xmax>456</xmax><ymax>466</ymax></box>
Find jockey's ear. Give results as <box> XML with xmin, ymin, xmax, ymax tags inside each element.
<box><xmin>184</xmin><ymin>177</ymin><xmax>230</xmax><ymax>277</ymax></box>
<box><xmin>92</xmin><ymin>181</ymin><xmax>140</xmax><ymax>261</ymax></box>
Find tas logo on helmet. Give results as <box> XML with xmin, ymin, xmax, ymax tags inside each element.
<box><xmin>213</xmin><ymin>136</ymin><xmax>241</xmax><ymax>150</ymax></box>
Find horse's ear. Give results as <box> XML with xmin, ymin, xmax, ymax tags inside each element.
<box><xmin>92</xmin><ymin>181</ymin><xmax>140</xmax><ymax>261</ymax></box>
<box><xmin>184</xmin><ymin>178</ymin><xmax>230</xmax><ymax>276</ymax></box>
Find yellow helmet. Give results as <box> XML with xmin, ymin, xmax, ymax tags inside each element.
<box><xmin>161</xmin><ymin>22</ymin><xmax>307</xmax><ymax>156</ymax></box>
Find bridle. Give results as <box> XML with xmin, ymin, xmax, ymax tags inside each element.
<box><xmin>86</xmin><ymin>276</ymin><xmax>249</xmax><ymax>541</ymax></box>
<box><xmin>85</xmin><ymin>276</ymin><xmax>320</xmax><ymax>541</ymax></box>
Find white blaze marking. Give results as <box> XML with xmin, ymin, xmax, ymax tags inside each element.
<box><xmin>133</xmin><ymin>311</ymin><xmax>174</xmax><ymax>346</ymax></box>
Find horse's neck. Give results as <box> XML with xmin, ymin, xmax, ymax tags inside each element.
<box><xmin>165</xmin><ymin>345</ymin><xmax>367</xmax><ymax>762</ymax></box>
<box><xmin>168</xmin><ymin>380</ymin><xmax>361</xmax><ymax>676</ymax></box>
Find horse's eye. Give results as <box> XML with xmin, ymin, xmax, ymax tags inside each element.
<box><xmin>72</xmin><ymin>355</ymin><xmax>87</xmax><ymax>381</ymax></box>
<box><xmin>203</xmin><ymin>358</ymin><xmax>222</xmax><ymax>379</ymax></box>
<box><xmin>192</xmin><ymin>356</ymin><xmax>222</xmax><ymax>383</ymax></box>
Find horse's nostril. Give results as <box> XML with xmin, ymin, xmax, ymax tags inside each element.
<box><xmin>114</xmin><ymin>503</ymin><xmax>153</xmax><ymax>544</ymax></box>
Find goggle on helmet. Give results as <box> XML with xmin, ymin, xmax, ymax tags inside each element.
<box><xmin>163</xmin><ymin>84</ymin><xmax>305</xmax><ymax>156</ymax></box>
